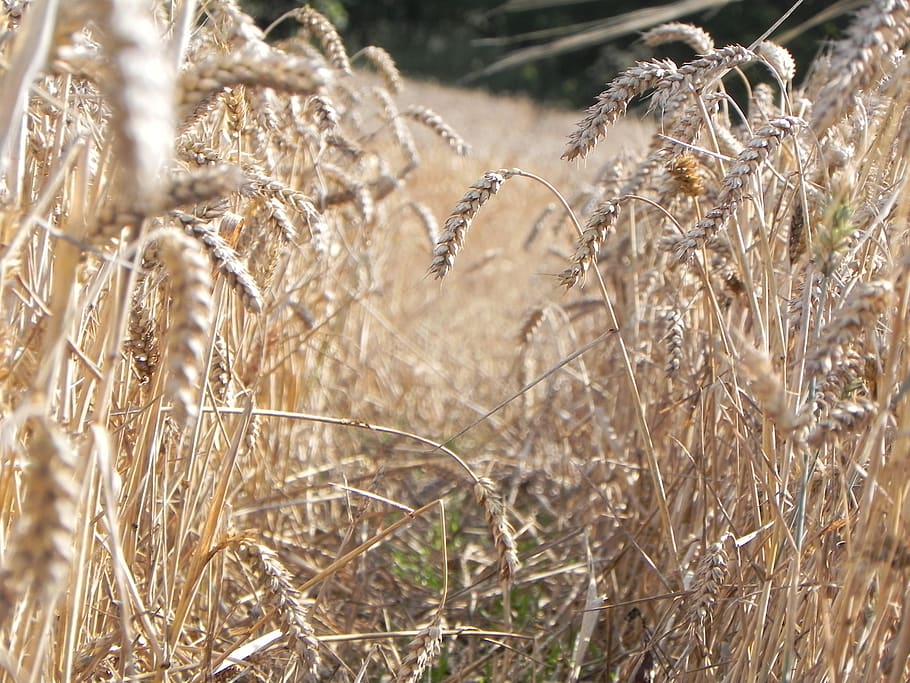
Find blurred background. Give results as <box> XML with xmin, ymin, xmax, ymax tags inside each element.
<box><xmin>242</xmin><ymin>0</ymin><xmax>861</xmax><ymax>107</ymax></box>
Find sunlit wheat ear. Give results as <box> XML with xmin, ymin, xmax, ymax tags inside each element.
<box><xmin>305</xmin><ymin>94</ymin><xmax>339</xmax><ymax>132</ymax></box>
<box><xmin>206</xmin><ymin>0</ymin><xmax>265</xmax><ymax>45</ymax></box>
<box><xmin>809</xmin><ymin>0</ymin><xmax>910</xmax><ymax>136</ymax></box>
<box><xmin>667</xmin><ymin>116</ymin><xmax>806</xmax><ymax>259</ymax></box>
<box><xmin>559</xmin><ymin>198</ymin><xmax>621</xmax><ymax>289</ymax></box>
<box><xmin>168</xmin><ymin>164</ymin><xmax>246</xmax><ymax>209</ymax></box>
<box><xmin>145</xmin><ymin>228</ymin><xmax>213</xmax><ymax>429</ymax></box>
<box><xmin>127</xmin><ymin>283</ymin><xmax>160</xmax><ymax>385</ymax></box>
<box><xmin>0</xmin><ymin>418</ymin><xmax>77</xmax><ymax>627</ymax></box>
<box><xmin>403</xmin><ymin>105</ymin><xmax>471</xmax><ymax>156</ymax></box>
<box><xmin>738</xmin><ymin>345</ymin><xmax>806</xmax><ymax>438</ymax></box>
<box><xmin>808</xmin><ymin>398</ymin><xmax>877</xmax><ymax>448</ymax></box>
<box><xmin>806</xmin><ymin>280</ymin><xmax>894</xmax><ymax>378</ymax></box>
<box><xmin>756</xmin><ymin>41</ymin><xmax>796</xmax><ymax>83</ymax></box>
<box><xmin>359</xmin><ymin>45</ymin><xmax>402</xmax><ymax>93</ymax></box>
<box><xmin>395</xmin><ymin>616</ymin><xmax>443</xmax><ymax>683</ymax></box>
<box><xmin>563</xmin><ymin>59</ymin><xmax>678</xmax><ymax>161</ymax></box>
<box><xmin>429</xmin><ymin>169</ymin><xmax>513</xmax><ymax>279</ymax></box>
<box><xmin>63</xmin><ymin>0</ymin><xmax>174</xmax><ymax>214</ymax></box>
<box><xmin>373</xmin><ymin>87</ymin><xmax>420</xmax><ymax>172</ymax></box>
<box><xmin>172</xmin><ymin>210</ymin><xmax>263</xmax><ymax>313</ymax></box>
<box><xmin>474</xmin><ymin>477</ymin><xmax>520</xmax><ymax>586</ymax></box>
<box><xmin>407</xmin><ymin>201</ymin><xmax>439</xmax><ymax>249</ymax></box>
<box><xmin>662</xmin><ymin>309</ymin><xmax>684</xmax><ymax>376</ymax></box>
<box><xmin>294</xmin><ymin>6</ymin><xmax>352</xmax><ymax>74</ymax></box>
<box><xmin>177</xmin><ymin>44</ymin><xmax>330</xmax><ymax>121</ymax></box>
<box><xmin>236</xmin><ymin>539</ymin><xmax>320</xmax><ymax>677</ymax></box>
<box><xmin>684</xmin><ymin>535</ymin><xmax>731</xmax><ymax>627</ymax></box>
<box><xmin>241</xmin><ymin>168</ymin><xmax>327</xmax><ymax>254</ymax></box>
<box><xmin>641</xmin><ymin>22</ymin><xmax>715</xmax><ymax>53</ymax></box>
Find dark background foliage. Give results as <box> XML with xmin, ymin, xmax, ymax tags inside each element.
<box><xmin>242</xmin><ymin>1</ymin><xmax>855</xmax><ymax>107</ymax></box>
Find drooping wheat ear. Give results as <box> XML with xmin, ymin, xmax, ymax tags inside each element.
<box><xmin>236</xmin><ymin>539</ymin><xmax>320</xmax><ymax>676</ymax></box>
<box><xmin>394</xmin><ymin>616</ymin><xmax>443</xmax><ymax>683</ymax></box>
<box><xmin>738</xmin><ymin>345</ymin><xmax>806</xmax><ymax>438</ymax></box>
<box><xmin>559</xmin><ymin>198</ymin><xmax>621</xmax><ymax>289</ymax></box>
<box><xmin>806</xmin><ymin>280</ymin><xmax>894</xmax><ymax>378</ymax></box>
<box><xmin>474</xmin><ymin>477</ymin><xmax>520</xmax><ymax>586</ymax></box>
<box><xmin>756</xmin><ymin>41</ymin><xmax>796</xmax><ymax>84</ymax></box>
<box><xmin>205</xmin><ymin>0</ymin><xmax>266</xmax><ymax>46</ymax></box>
<box><xmin>563</xmin><ymin>59</ymin><xmax>678</xmax><ymax>161</ymax></box>
<box><xmin>62</xmin><ymin>0</ymin><xmax>174</xmax><ymax>214</ymax></box>
<box><xmin>670</xmin><ymin>116</ymin><xmax>806</xmax><ymax>259</ymax></box>
<box><xmin>305</xmin><ymin>94</ymin><xmax>339</xmax><ymax>132</ymax></box>
<box><xmin>0</xmin><ymin>417</ymin><xmax>77</xmax><ymax>627</ymax></box>
<box><xmin>373</xmin><ymin>86</ymin><xmax>420</xmax><ymax>172</ymax></box>
<box><xmin>172</xmin><ymin>210</ymin><xmax>263</xmax><ymax>314</ymax></box>
<box><xmin>168</xmin><ymin>164</ymin><xmax>246</xmax><ymax>209</ymax></box>
<box><xmin>403</xmin><ymin>105</ymin><xmax>471</xmax><ymax>156</ymax></box>
<box><xmin>359</xmin><ymin>45</ymin><xmax>402</xmax><ymax>93</ymax></box>
<box><xmin>663</xmin><ymin>309</ymin><xmax>684</xmax><ymax>376</ymax></box>
<box><xmin>294</xmin><ymin>6</ymin><xmax>352</xmax><ymax>74</ymax></box>
<box><xmin>685</xmin><ymin>535</ymin><xmax>731</xmax><ymax>627</ymax></box>
<box><xmin>809</xmin><ymin>0</ymin><xmax>910</xmax><ymax>136</ymax></box>
<box><xmin>429</xmin><ymin>170</ymin><xmax>512</xmax><ymax>279</ymax></box>
<box><xmin>178</xmin><ymin>138</ymin><xmax>224</xmax><ymax>166</ymax></box>
<box><xmin>407</xmin><ymin>201</ymin><xmax>439</xmax><ymax>249</ymax></box>
<box><xmin>145</xmin><ymin>228</ymin><xmax>213</xmax><ymax>428</ymax></box>
<box><xmin>641</xmin><ymin>22</ymin><xmax>715</xmax><ymax>54</ymax></box>
<box><xmin>241</xmin><ymin>167</ymin><xmax>328</xmax><ymax>254</ymax></box>
<box><xmin>178</xmin><ymin>43</ymin><xmax>330</xmax><ymax>121</ymax></box>
<box><xmin>263</xmin><ymin>198</ymin><xmax>298</xmax><ymax>243</ymax></box>
<box><xmin>808</xmin><ymin>397</ymin><xmax>876</xmax><ymax>448</ymax></box>
<box><xmin>518</xmin><ymin>306</ymin><xmax>547</xmax><ymax>347</ymax></box>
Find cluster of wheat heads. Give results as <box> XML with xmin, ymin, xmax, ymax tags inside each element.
<box><xmin>0</xmin><ymin>1</ymin><xmax>511</xmax><ymax>681</ymax></box>
<box><xmin>431</xmin><ymin>3</ymin><xmax>910</xmax><ymax>681</ymax></box>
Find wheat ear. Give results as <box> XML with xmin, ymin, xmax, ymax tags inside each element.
<box><xmin>430</xmin><ymin>170</ymin><xmax>513</xmax><ymax>279</ymax></box>
<box><xmin>145</xmin><ymin>228</ymin><xmax>213</xmax><ymax>428</ymax></box>
<box><xmin>474</xmin><ymin>477</ymin><xmax>520</xmax><ymax>586</ymax></box>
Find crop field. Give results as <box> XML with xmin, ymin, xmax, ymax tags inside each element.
<box><xmin>0</xmin><ymin>1</ymin><xmax>909</xmax><ymax>681</ymax></box>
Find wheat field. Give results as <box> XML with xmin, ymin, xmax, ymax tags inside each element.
<box><xmin>0</xmin><ymin>1</ymin><xmax>909</xmax><ymax>681</ymax></box>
